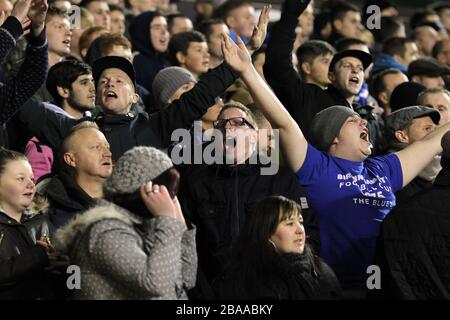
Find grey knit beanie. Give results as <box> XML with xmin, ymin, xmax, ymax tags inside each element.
<box><xmin>152</xmin><ymin>67</ymin><xmax>197</xmax><ymax>107</ymax></box>
<box><xmin>310</xmin><ymin>106</ymin><xmax>359</xmax><ymax>152</ymax></box>
<box><xmin>103</xmin><ymin>146</ymin><xmax>173</xmax><ymax>195</ymax></box>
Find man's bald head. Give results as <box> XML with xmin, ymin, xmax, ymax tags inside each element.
<box><xmin>61</xmin><ymin>121</ymin><xmax>101</xmax><ymax>156</ymax></box>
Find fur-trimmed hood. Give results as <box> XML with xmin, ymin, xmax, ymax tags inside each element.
<box><xmin>55</xmin><ymin>200</ymin><xmax>143</xmax><ymax>252</ymax></box>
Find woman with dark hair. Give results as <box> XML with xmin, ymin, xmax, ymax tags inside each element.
<box><xmin>0</xmin><ymin>148</ymin><xmax>59</xmax><ymax>299</ymax></box>
<box><xmin>214</xmin><ymin>195</ymin><xmax>341</xmax><ymax>300</ymax></box>
<box><xmin>56</xmin><ymin>146</ymin><xmax>197</xmax><ymax>299</ymax></box>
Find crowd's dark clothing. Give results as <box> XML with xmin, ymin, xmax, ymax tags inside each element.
<box><xmin>326</xmin><ymin>30</ymin><xmax>345</xmax><ymax>47</ymax></box>
<box><xmin>18</xmin><ymin>63</ymin><xmax>237</xmax><ymax>161</ymax></box>
<box><xmin>374</xmin><ymin>166</ymin><xmax>450</xmax><ymax>299</ymax></box>
<box><xmin>0</xmin><ymin>17</ymin><xmax>48</xmax><ymax>146</ymax></box>
<box><xmin>179</xmin><ymin>159</ymin><xmax>319</xmax><ymax>299</ymax></box>
<box><xmin>0</xmin><ymin>210</ymin><xmax>53</xmax><ymax>299</ymax></box>
<box><xmin>395</xmin><ymin>176</ymin><xmax>433</xmax><ymax>207</ymax></box>
<box><xmin>129</xmin><ymin>11</ymin><xmax>169</xmax><ymax>93</ymax></box>
<box><xmin>214</xmin><ymin>251</ymin><xmax>341</xmax><ymax>300</ymax></box>
<box><xmin>45</xmin><ymin>170</ymin><xmax>96</xmax><ymax>229</ymax></box>
<box><xmin>264</xmin><ymin>0</ymin><xmax>383</xmax><ymax>152</ymax></box>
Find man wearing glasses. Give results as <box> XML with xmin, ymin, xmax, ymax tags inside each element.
<box><xmin>179</xmin><ymin>102</ymin><xmax>318</xmax><ymax>300</ymax></box>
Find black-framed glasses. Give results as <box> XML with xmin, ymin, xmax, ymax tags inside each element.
<box><xmin>213</xmin><ymin>117</ymin><xmax>255</xmax><ymax>130</ymax></box>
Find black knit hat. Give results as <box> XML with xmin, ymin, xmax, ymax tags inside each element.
<box><xmin>92</xmin><ymin>56</ymin><xmax>137</xmax><ymax>92</ymax></box>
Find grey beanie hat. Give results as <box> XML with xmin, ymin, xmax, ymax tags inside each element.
<box><xmin>311</xmin><ymin>106</ymin><xmax>359</xmax><ymax>152</ymax></box>
<box><xmin>152</xmin><ymin>67</ymin><xmax>197</xmax><ymax>107</ymax></box>
<box><xmin>103</xmin><ymin>146</ymin><xmax>173</xmax><ymax>195</ymax></box>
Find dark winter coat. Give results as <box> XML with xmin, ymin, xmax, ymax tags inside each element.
<box><xmin>45</xmin><ymin>170</ymin><xmax>96</xmax><ymax>229</ymax></box>
<box><xmin>214</xmin><ymin>251</ymin><xmax>341</xmax><ymax>300</ymax></box>
<box><xmin>179</xmin><ymin>159</ymin><xmax>319</xmax><ymax>298</ymax></box>
<box><xmin>374</xmin><ymin>165</ymin><xmax>450</xmax><ymax>299</ymax></box>
<box><xmin>264</xmin><ymin>0</ymin><xmax>383</xmax><ymax>153</ymax></box>
<box><xmin>0</xmin><ymin>210</ymin><xmax>53</xmax><ymax>299</ymax></box>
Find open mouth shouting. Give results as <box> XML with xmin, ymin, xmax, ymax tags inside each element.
<box><xmin>360</xmin><ymin>128</ymin><xmax>369</xmax><ymax>142</ymax></box>
<box><xmin>104</xmin><ymin>91</ymin><xmax>118</xmax><ymax>100</ymax></box>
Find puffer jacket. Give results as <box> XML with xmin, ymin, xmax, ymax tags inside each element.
<box><xmin>0</xmin><ymin>209</ymin><xmax>54</xmax><ymax>299</ymax></box>
<box><xmin>56</xmin><ymin>200</ymin><xmax>197</xmax><ymax>300</ymax></box>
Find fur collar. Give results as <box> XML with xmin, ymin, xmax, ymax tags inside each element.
<box><xmin>55</xmin><ymin>200</ymin><xmax>142</xmax><ymax>252</ymax></box>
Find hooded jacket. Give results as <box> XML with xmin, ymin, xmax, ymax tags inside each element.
<box><xmin>264</xmin><ymin>0</ymin><xmax>383</xmax><ymax>152</ymax></box>
<box><xmin>179</xmin><ymin>159</ymin><xmax>318</xmax><ymax>299</ymax></box>
<box><xmin>374</xmin><ymin>164</ymin><xmax>450</xmax><ymax>299</ymax></box>
<box><xmin>0</xmin><ymin>208</ymin><xmax>54</xmax><ymax>299</ymax></box>
<box><xmin>56</xmin><ymin>200</ymin><xmax>197</xmax><ymax>300</ymax></box>
<box><xmin>129</xmin><ymin>11</ymin><xmax>169</xmax><ymax>93</ymax></box>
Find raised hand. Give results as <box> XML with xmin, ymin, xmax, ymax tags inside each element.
<box><xmin>28</xmin><ymin>0</ymin><xmax>48</xmax><ymax>36</ymax></box>
<box><xmin>246</xmin><ymin>5</ymin><xmax>271</xmax><ymax>53</ymax></box>
<box><xmin>10</xmin><ymin>0</ymin><xmax>33</xmax><ymax>24</ymax></box>
<box><xmin>140</xmin><ymin>182</ymin><xmax>177</xmax><ymax>219</ymax></box>
<box><xmin>221</xmin><ymin>33</ymin><xmax>253</xmax><ymax>75</ymax></box>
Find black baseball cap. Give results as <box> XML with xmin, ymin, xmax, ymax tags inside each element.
<box><xmin>329</xmin><ymin>50</ymin><xmax>373</xmax><ymax>72</ymax></box>
<box><xmin>92</xmin><ymin>56</ymin><xmax>137</xmax><ymax>92</ymax></box>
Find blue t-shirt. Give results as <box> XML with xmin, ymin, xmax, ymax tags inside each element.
<box><xmin>296</xmin><ymin>144</ymin><xmax>403</xmax><ymax>289</ymax></box>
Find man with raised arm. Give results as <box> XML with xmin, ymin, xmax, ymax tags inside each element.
<box><xmin>222</xmin><ymin>32</ymin><xmax>450</xmax><ymax>297</ymax></box>
<box><xmin>264</xmin><ymin>0</ymin><xmax>381</xmax><ymax>150</ymax></box>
